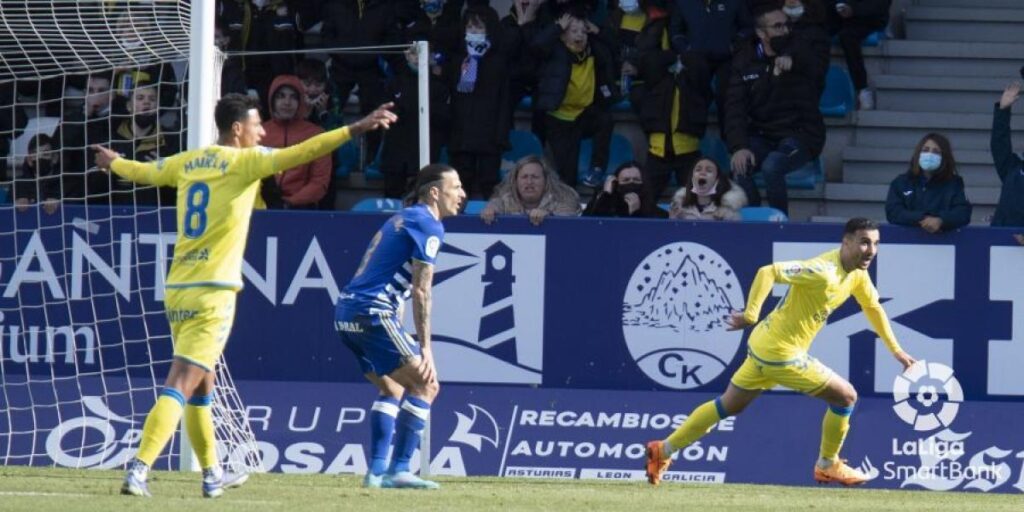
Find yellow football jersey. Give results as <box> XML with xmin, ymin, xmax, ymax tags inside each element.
<box><xmin>110</xmin><ymin>127</ymin><xmax>352</xmax><ymax>290</ymax></box>
<box><xmin>742</xmin><ymin>249</ymin><xmax>901</xmax><ymax>362</ymax></box>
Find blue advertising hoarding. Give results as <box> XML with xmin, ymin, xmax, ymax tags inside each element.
<box><xmin>0</xmin><ymin>206</ymin><xmax>1022</xmax><ymax>493</ymax></box>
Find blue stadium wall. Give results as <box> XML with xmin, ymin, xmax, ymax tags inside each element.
<box><xmin>2</xmin><ymin>206</ymin><xmax>1023</xmax><ymax>493</ymax></box>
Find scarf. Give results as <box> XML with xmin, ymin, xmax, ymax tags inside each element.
<box><xmin>457</xmin><ymin>39</ymin><xmax>491</xmax><ymax>93</ymax></box>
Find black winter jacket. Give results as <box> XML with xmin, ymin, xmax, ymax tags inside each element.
<box><xmin>724</xmin><ymin>39</ymin><xmax>826</xmax><ymax>156</ymax></box>
<box><xmin>669</xmin><ymin>0</ymin><xmax>752</xmax><ymax>59</ymax></box>
<box><xmin>886</xmin><ymin>172</ymin><xmax>972</xmax><ymax>230</ymax></box>
<box><xmin>632</xmin><ymin>16</ymin><xmax>706</xmax><ymax>138</ymax></box>
<box><xmin>531</xmin><ymin>23</ymin><xmax>620</xmax><ymax>113</ymax></box>
<box><xmin>990</xmin><ymin>103</ymin><xmax>1024</xmax><ymax>227</ymax></box>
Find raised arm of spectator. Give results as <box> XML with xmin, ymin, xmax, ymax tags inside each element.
<box><xmin>669</xmin><ymin>2</ymin><xmax>690</xmax><ymax>55</ymax></box>
<box><xmin>992</xmin><ymin>82</ymin><xmax>1023</xmax><ymax>182</ymax></box>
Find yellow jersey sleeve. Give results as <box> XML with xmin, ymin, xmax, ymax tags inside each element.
<box><xmin>110</xmin><ymin>154</ymin><xmax>182</xmax><ymax>187</ymax></box>
<box><xmin>742</xmin><ymin>257</ymin><xmax>831</xmax><ymax>324</ymax></box>
<box><xmin>240</xmin><ymin>126</ymin><xmax>352</xmax><ymax>181</ymax></box>
<box><xmin>852</xmin><ymin>272</ymin><xmax>903</xmax><ymax>355</ymax></box>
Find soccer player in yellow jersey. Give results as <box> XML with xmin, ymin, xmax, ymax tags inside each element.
<box><xmin>92</xmin><ymin>93</ymin><xmax>397</xmax><ymax>498</ymax></box>
<box><xmin>645</xmin><ymin>218</ymin><xmax>918</xmax><ymax>487</ymax></box>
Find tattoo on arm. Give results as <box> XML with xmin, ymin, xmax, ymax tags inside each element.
<box><xmin>411</xmin><ymin>260</ymin><xmax>434</xmax><ymax>349</ymax></box>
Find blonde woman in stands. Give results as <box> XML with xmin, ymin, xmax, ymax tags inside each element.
<box><xmin>669</xmin><ymin>157</ymin><xmax>747</xmax><ymax>221</ymax></box>
<box><xmin>480</xmin><ymin>155</ymin><xmax>581</xmax><ymax>226</ymax></box>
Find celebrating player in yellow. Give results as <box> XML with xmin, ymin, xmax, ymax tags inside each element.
<box><xmin>645</xmin><ymin>218</ymin><xmax>917</xmax><ymax>487</ymax></box>
<box><xmin>92</xmin><ymin>93</ymin><xmax>396</xmax><ymax>498</ymax></box>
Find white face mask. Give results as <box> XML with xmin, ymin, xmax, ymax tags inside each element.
<box><xmin>465</xmin><ymin>32</ymin><xmax>487</xmax><ymax>45</ymax></box>
<box><xmin>692</xmin><ymin>178</ymin><xmax>718</xmax><ymax>197</ymax></box>
<box><xmin>619</xmin><ymin>0</ymin><xmax>640</xmax><ymax>13</ymax></box>
<box><xmin>782</xmin><ymin>5</ymin><xmax>804</xmax><ymax>19</ymax></box>
<box><xmin>251</xmin><ymin>0</ymin><xmax>269</xmax><ymax>9</ymax></box>
<box><xmin>919</xmin><ymin>152</ymin><xmax>942</xmax><ymax>173</ymax></box>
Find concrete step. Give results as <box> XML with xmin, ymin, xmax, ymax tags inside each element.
<box><xmin>853</xmin><ymin>110</ymin><xmax>1024</xmax><ymax>150</ymax></box>
<box><xmin>882</xmin><ymin>40</ymin><xmax>1024</xmax><ymax>78</ymax></box>
<box><xmin>905</xmin><ymin>7</ymin><xmax>1024</xmax><ymax>44</ymax></box>
<box><xmin>873</xmin><ymin>74</ymin><xmax>1010</xmax><ymax>113</ymax></box>
<box><xmin>819</xmin><ymin>198</ymin><xmax>996</xmax><ymax>225</ymax></box>
<box><xmin>841</xmin><ymin>146</ymin><xmax>1002</xmax><ymax>187</ymax></box>
<box><xmin>825</xmin><ymin>182</ymin><xmax>1001</xmax><ymax>206</ymax></box>
<box><xmin>918</xmin><ymin>0</ymin><xmax>1024</xmax><ymax>8</ymax></box>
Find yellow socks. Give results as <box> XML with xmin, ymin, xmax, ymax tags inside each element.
<box><xmin>185</xmin><ymin>394</ymin><xmax>217</xmax><ymax>469</ymax></box>
<box><xmin>819</xmin><ymin>405</ymin><xmax>854</xmax><ymax>461</ymax></box>
<box><xmin>666</xmin><ymin>398</ymin><xmax>727</xmax><ymax>452</ymax></box>
<box><xmin>135</xmin><ymin>388</ymin><xmax>186</xmax><ymax>466</ymax></box>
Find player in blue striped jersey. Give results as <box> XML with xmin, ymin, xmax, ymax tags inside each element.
<box><xmin>336</xmin><ymin>164</ymin><xmax>465</xmax><ymax>489</ymax></box>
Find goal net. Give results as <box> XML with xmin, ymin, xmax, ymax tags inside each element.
<box><xmin>0</xmin><ymin>1</ymin><xmax>261</xmax><ymax>473</ymax></box>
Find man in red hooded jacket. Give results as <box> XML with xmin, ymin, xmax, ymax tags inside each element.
<box><xmin>261</xmin><ymin>74</ymin><xmax>333</xmax><ymax>209</ymax></box>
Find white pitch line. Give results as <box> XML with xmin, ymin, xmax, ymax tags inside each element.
<box><xmin>0</xmin><ymin>491</ymin><xmax>91</xmax><ymax>497</ymax></box>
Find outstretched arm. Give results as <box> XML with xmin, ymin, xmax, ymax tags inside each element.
<box><xmin>728</xmin><ymin>264</ymin><xmax>776</xmax><ymax>329</ymax></box>
<box><xmin>853</xmin><ymin>276</ymin><xmax>916</xmax><ymax>370</ymax></box>
<box><xmin>93</xmin><ymin>145</ymin><xmax>176</xmax><ymax>187</ymax></box>
<box><xmin>253</xmin><ymin>103</ymin><xmax>397</xmax><ymax>180</ymax></box>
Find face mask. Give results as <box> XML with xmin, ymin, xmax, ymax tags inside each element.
<box><xmin>422</xmin><ymin>0</ymin><xmax>443</xmax><ymax>15</ymax></box>
<box><xmin>618</xmin><ymin>183</ymin><xmax>643</xmax><ymax>196</ymax></box>
<box><xmin>783</xmin><ymin>5</ymin><xmax>804</xmax><ymax>19</ymax></box>
<box><xmin>251</xmin><ymin>0</ymin><xmax>268</xmax><ymax>9</ymax></box>
<box><xmin>465</xmin><ymin>32</ymin><xmax>487</xmax><ymax>45</ymax></box>
<box><xmin>692</xmin><ymin>178</ymin><xmax>718</xmax><ymax>197</ymax></box>
<box><xmin>769</xmin><ymin>33</ymin><xmax>792</xmax><ymax>54</ymax></box>
<box><xmin>619</xmin><ymin>0</ymin><xmax>640</xmax><ymax>13</ymax></box>
<box><xmin>919</xmin><ymin>152</ymin><xmax>942</xmax><ymax>173</ymax></box>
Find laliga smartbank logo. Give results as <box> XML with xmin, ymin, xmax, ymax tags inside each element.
<box><xmin>892</xmin><ymin>360</ymin><xmax>963</xmax><ymax>431</ymax></box>
<box><xmin>622</xmin><ymin>242</ymin><xmax>743</xmax><ymax>389</ymax></box>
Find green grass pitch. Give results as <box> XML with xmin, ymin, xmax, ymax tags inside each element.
<box><xmin>0</xmin><ymin>466</ymin><xmax>1020</xmax><ymax>511</ymax></box>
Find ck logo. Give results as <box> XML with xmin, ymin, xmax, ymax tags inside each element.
<box><xmin>404</xmin><ymin>233</ymin><xmax>546</xmax><ymax>385</ymax></box>
<box><xmin>622</xmin><ymin>242</ymin><xmax>744</xmax><ymax>389</ymax></box>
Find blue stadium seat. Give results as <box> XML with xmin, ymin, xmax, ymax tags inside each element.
<box><xmin>351</xmin><ymin>197</ymin><xmax>403</xmax><ymax>212</ymax></box>
<box><xmin>517</xmin><ymin>96</ymin><xmax>533</xmax><ymax>111</ymax></box>
<box><xmin>578</xmin><ymin>133</ymin><xmax>635</xmax><ymax>182</ymax></box>
<box><xmin>500</xmin><ymin>130</ymin><xmax>543</xmax><ymax>180</ymax></box>
<box><xmin>752</xmin><ymin>157</ymin><xmax>823</xmax><ymax>190</ymax></box>
<box><xmin>463</xmin><ymin>199</ymin><xmax>488</xmax><ymax>215</ymax></box>
<box><xmin>364</xmin><ymin>144</ymin><xmax>385</xmax><ymax>180</ymax></box>
<box><xmin>611</xmin><ymin>99</ymin><xmax>632</xmax><ymax>113</ymax></box>
<box><xmin>334</xmin><ymin>141</ymin><xmax>360</xmax><ymax>178</ymax></box>
<box><xmin>740</xmin><ymin>206</ymin><xmax>788</xmax><ymax>222</ymax></box>
<box><xmin>820</xmin><ymin>66</ymin><xmax>855</xmax><ymax>118</ymax></box>
<box><xmin>699</xmin><ymin>135</ymin><xmax>732</xmax><ymax>177</ymax></box>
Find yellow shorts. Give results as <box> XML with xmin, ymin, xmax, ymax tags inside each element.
<box><xmin>164</xmin><ymin>288</ymin><xmax>237</xmax><ymax>371</ymax></box>
<box><xmin>729</xmin><ymin>350</ymin><xmax>834</xmax><ymax>395</ymax></box>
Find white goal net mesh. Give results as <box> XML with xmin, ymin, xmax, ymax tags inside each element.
<box><xmin>0</xmin><ymin>0</ymin><xmax>261</xmax><ymax>474</ymax></box>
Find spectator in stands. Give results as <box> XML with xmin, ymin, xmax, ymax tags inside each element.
<box><xmin>785</xmin><ymin>0</ymin><xmax>830</xmax><ymax>99</ymax></box>
<box><xmin>584</xmin><ymin>161</ymin><xmax>667</xmax><ymax>217</ymax></box>
<box><xmin>885</xmin><ymin>133</ymin><xmax>972</xmax><ymax>233</ymax></box>
<box><xmin>215</xmin><ymin>19</ymin><xmax>249</xmax><ymax>97</ymax></box>
<box><xmin>990</xmin><ymin>81</ymin><xmax>1024</xmax><ymax>243</ymax></box>
<box><xmin>295</xmin><ymin>59</ymin><xmax>345</xmax><ymax>209</ymax></box>
<box><xmin>668</xmin><ymin>157</ymin><xmax>747</xmax><ymax>220</ymax></box>
<box><xmin>444</xmin><ymin>6</ymin><xmax>513</xmax><ymax>200</ymax></box>
<box><xmin>321</xmin><ymin>0</ymin><xmax>398</xmax><ymax>166</ymax></box>
<box><xmin>260</xmin><ymin>75</ymin><xmax>332</xmax><ymax>209</ymax></box>
<box><xmin>726</xmin><ymin>6</ymin><xmax>825</xmax><ymax>217</ymax></box>
<box><xmin>533</xmin><ymin>12</ymin><xmax>618</xmax><ymax>187</ymax></box>
<box><xmin>670</xmin><ymin>0</ymin><xmax>753</xmax><ymax>136</ymax></box>
<box><xmin>380</xmin><ymin>45</ymin><xmax>451</xmax><ymax>199</ymax></box>
<box><xmin>605</xmin><ymin>0</ymin><xmax>652</xmax><ymax>99</ymax></box>
<box><xmin>825</xmin><ymin>0</ymin><xmax>890</xmax><ymax>110</ymax></box>
<box><xmin>13</xmin><ymin>134</ymin><xmax>61</xmax><ymax>214</ymax></box>
<box><xmin>398</xmin><ymin>0</ymin><xmax>463</xmax><ymax>61</ymax></box>
<box><xmin>60</xmin><ymin>73</ymin><xmax>113</xmax><ymax>204</ymax></box>
<box><xmin>103</xmin><ymin>83</ymin><xmax>180</xmax><ymax>205</ymax></box>
<box><xmin>501</xmin><ymin>0</ymin><xmax>547</xmax><ymax>144</ymax></box>
<box><xmin>480</xmin><ymin>155</ymin><xmax>581</xmax><ymax>225</ymax></box>
<box><xmin>631</xmin><ymin>0</ymin><xmax>703</xmax><ymax>198</ymax></box>
<box><xmin>84</xmin><ymin>74</ymin><xmax>113</xmax><ymax>120</ymax></box>
<box><xmin>218</xmin><ymin>0</ymin><xmax>297</xmax><ymax>106</ymax></box>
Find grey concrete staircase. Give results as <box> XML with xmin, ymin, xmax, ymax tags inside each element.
<box><xmin>826</xmin><ymin>0</ymin><xmax>1024</xmax><ymax>225</ymax></box>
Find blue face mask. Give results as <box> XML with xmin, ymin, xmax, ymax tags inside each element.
<box><xmin>422</xmin><ymin>0</ymin><xmax>443</xmax><ymax>15</ymax></box>
<box><xmin>919</xmin><ymin>152</ymin><xmax>942</xmax><ymax>173</ymax></box>
<box><xmin>619</xmin><ymin>0</ymin><xmax>640</xmax><ymax>13</ymax></box>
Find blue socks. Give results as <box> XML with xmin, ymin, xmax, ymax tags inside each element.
<box><xmin>387</xmin><ymin>396</ymin><xmax>430</xmax><ymax>474</ymax></box>
<box><xmin>369</xmin><ymin>396</ymin><xmax>400</xmax><ymax>476</ymax></box>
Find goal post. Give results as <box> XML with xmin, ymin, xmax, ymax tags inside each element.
<box><xmin>0</xmin><ymin>0</ymin><xmax>261</xmax><ymax>475</ymax></box>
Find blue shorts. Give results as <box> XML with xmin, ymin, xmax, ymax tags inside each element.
<box><xmin>335</xmin><ymin>308</ymin><xmax>421</xmax><ymax>377</ymax></box>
